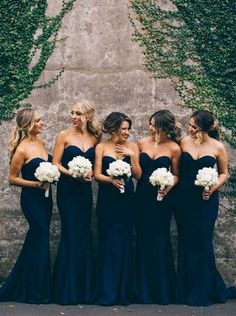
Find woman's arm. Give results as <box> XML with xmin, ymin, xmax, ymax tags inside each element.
<box><xmin>8</xmin><ymin>148</ymin><xmax>48</xmax><ymax>189</ymax></box>
<box><xmin>203</xmin><ymin>143</ymin><xmax>229</xmax><ymax>199</ymax></box>
<box><xmin>158</xmin><ymin>144</ymin><xmax>181</xmax><ymax>198</ymax></box>
<box><xmin>129</xmin><ymin>143</ymin><xmax>142</xmax><ymax>180</ymax></box>
<box><xmin>52</xmin><ymin>131</ymin><xmax>70</xmax><ymax>176</ymax></box>
<box><xmin>216</xmin><ymin>144</ymin><xmax>229</xmax><ymax>187</ymax></box>
<box><xmin>171</xmin><ymin>144</ymin><xmax>181</xmax><ymax>187</ymax></box>
<box><xmin>203</xmin><ymin>142</ymin><xmax>228</xmax><ymax>199</ymax></box>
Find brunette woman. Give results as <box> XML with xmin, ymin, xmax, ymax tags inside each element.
<box><xmin>175</xmin><ymin>109</ymin><xmax>235</xmax><ymax>306</ymax></box>
<box><xmin>93</xmin><ymin>112</ymin><xmax>141</xmax><ymax>305</ymax></box>
<box><xmin>136</xmin><ymin>110</ymin><xmax>181</xmax><ymax>304</ymax></box>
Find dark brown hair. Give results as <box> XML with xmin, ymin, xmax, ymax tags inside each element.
<box><xmin>150</xmin><ymin>109</ymin><xmax>182</xmax><ymax>143</ymax></box>
<box><xmin>102</xmin><ymin>112</ymin><xmax>132</xmax><ymax>134</ymax></box>
<box><xmin>191</xmin><ymin>109</ymin><xmax>219</xmax><ymax>140</ymax></box>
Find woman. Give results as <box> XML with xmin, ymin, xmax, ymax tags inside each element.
<box><xmin>52</xmin><ymin>100</ymin><xmax>100</xmax><ymax>305</ymax></box>
<box><xmin>93</xmin><ymin>112</ymin><xmax>142</xmax><ymax>305</ymax></box>
<box><xmin>0</xmin><ymin>108</ymin><xmax>52</xmax><ymax>303</ymax></box>
<box><xmin>175</xmin><ymin>109</ymin><xmax>232</xmax><ymax>306</ymax></box>
<box><xmin>135</xmin><ymin>110</ymin><xmax>181</xmax><ymax>304</ymax></box>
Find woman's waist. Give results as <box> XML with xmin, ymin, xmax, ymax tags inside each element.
<box><xmin>177</xmin><ymin>179</ymin><xmax>219</xmax><ymax>193</ymax></box>
<box><xmin>59</xmin><ymin>173</ymin><xmax>91</xmax><ymax>182</ymax></box>
<box><xmin>98</xmin><ymin>180</ymin><xmax>134</xmax><ymax>191</ymax></box>
<box><xmin>21</xmin><ymin>187</ymin><xmax>52</xmax><ymax>199</ymax></box>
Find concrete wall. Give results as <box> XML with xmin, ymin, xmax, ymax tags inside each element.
<box><xmin>0</xmin><ymin>0</ymin><xmax>235</xmax><ymax>285</ymax></box>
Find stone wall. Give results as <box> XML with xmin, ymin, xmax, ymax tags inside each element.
<box><xmin>0</xmin><ymin>0</ymin><xmax>235</xmax><ymax>285</ymax></box>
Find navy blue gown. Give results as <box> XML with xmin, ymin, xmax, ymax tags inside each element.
<box><xmin>94</xmin><ymin>156</ymin><xmax>135</xmax><ymax>306</ymax></box>
<box><xmin>135</xmin><ymin>153</ymin><xmax>176</xmax><ymax>304</ymax></box>
<box><xmin>52</xmin><ymin>145</ymin><xmax>95</xmax><ymax>305</ymax></box>
<box><xmin>175</xmin><ymin>152</ymin><xmax>229</xmax><ymax>306</ymax></box>
<box><xmin>0</xmin><ymin>157</ymin><xmax>52</xmax><ymax>303</ymax></box>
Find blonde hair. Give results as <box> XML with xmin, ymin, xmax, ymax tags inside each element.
<box><xmin>74</xmin><ymin>100</ymin><xmax>101</xmax><ymax>138</ymax></box>
<box><xmin>8</xmin><ymin>108</ymin><xmax>35</xmax><ymax>158</ymax></box>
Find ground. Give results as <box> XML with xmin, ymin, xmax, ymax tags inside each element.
<box><xmin>0</xmin><ymin>301</ymin><xmax>236</xmax><ymax>316</ymax></box>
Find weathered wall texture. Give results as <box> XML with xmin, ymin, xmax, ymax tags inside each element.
<box><xmin>0</xmin><ymin>0</ymin><xmax>235</xmax><ymax>284</ymax></box>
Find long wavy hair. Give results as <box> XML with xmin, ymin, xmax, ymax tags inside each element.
<box><xmin>150</xmin><ymin>109</ymin><xmax>182</xmax><ymax>143</ymax></box>
<box><xmin>8</xmin><ymin>108</ymin><xmax>35</xmax><ymax>159</ymax></box>
<box><xmin>74</xmin><ymin>100</ymin><xmax>101</xmax><ymax>139</ymax></box>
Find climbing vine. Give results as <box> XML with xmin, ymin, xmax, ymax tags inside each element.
<box><xmin>130</xmin><ymin>0</ymin><xmax>236</xmax><ymax>214</ymax></box>
<box><xmin>0</xmin><ymin>0</ymin><xmax>76</xmax><ymax>120</ymax></box>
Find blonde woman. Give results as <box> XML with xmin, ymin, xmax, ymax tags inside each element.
<box><xmin>0</xmin><ymin>108</ymin><xmax>52</xmax><ymax>303</ymax></box>
<box><xmin>52</xmin><ymin>100</ymin><xmax>101</xmax><ymax>305</ymax></box>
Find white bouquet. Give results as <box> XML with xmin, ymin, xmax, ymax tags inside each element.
<box><xmin>68</xmin><ymin>155</ymin><xmax>92</xmax><ymax>179</ymax></box>
<box><xmin>34</xmin><ymin>162</ymin><xmax>60</xmax><ymax>197</ymax></box>
<box><xmin>149</xmin><ymin>167</ymin><xmax>174</xmax><ymax>201</ymax></box>
<box><xmin>106</xmin><ymin>159</ymin><xmax>132</xmax><ymax>193</ymax></box>
<box><xmin>194</xmin><ymin>167</ymin><xmax>219</xmax><ymax>195</ymax></box>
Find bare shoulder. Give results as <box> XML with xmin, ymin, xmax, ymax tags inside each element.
<box><xmin>213</xmin><ymin>138</ymin><xmax>227</xmax><ymax>155</ymax></box>
<box><xmin>137</xmin><ymin>136</ymin><xmax>150</xmax><ymax>149</ymax></box>
<box><xmin>58</xmin><ymin>129</ymin><xmax>70</xmax><ymax>137</ymax></box>
<box><xmin>55</xmin><ymin>129</ymin><xmax>69</xmax><ymax>143</ymax></box>
<box><xmin>180</xmin><ymin>135</ymin><xmax>191</xmax><ymax>146</ymax></box>
<box><xmin>11</xmin><ymin>142</ymin><xmax>27</xmax><ymax>162</ymax></box>
<box><xmin>138</xmin><ymin>136</ymin><xmax>149</xmax><ymax>144</ymax></box>
<box><xmin>37</xmin><ymin>137</ymin><xmax>45</xmax><ymax>146</ymax></box>
<box><xmin>95</xmin><ymin>141</ymin><xmax>107</xmax><ymax>152</ymax></box>
<box><xmin>92</xmin><ymin>134</ymin><xmax>100</xmax><ymax>146</ymax></box>
<box><xmin>169</xmin><ymin>140</ymin><xmax>181</xmax><ymax>154</ymax></box>
<box><xmin>128</xmin><ymin>141</ymin><xmax>139</xmax><ymax>150</ymax></box>
<box><xmin>14</xmin><ymin>141</ymin><xmax>26</xmax><ymax>156</ymax></box>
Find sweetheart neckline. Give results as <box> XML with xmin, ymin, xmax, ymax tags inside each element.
<box><xmin>103</xmin><ymin>155</ymin><xmax>129</xmax><ymax>161</ymax></box>
<box><xmin>182</xmin><ymin>151</ymin><xmax>216</xmax><ymax>161</ymax></box>
<box><xmin>24</xmin><ymin>156</ymin><xmax>49</xmax><ymax>167</ymax></box>
<box><xmin>65</xmin><ymin>145</ymin><xmax>94</xmax><ymax>154</ymax></box>
<box><xmin>140</xmin><ymin>152</ymin><xmax>171</xmax><ymax>161</ymax></box>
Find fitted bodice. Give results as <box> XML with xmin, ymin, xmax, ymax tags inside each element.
<box><xmin>61</xmin><ymin>145</ymin><xmax>95</xmax><ymax>169</ymax></box>
<box><xmin>140</xmin><ymin>153</ymin><xmax>171</xmax><ymax>180</ymax></box>
<box><xmin>21</xmin><ymin>155</ymin><xmax>52</xmax><ymax>181</ymax></box>
<box><xmin>178</xmin><ymin>152</ymin><xmax>217</xmax><ymax>191</ymax></box>
<box><xmin>99</xmin><ymin>155</ymin><xmax>133</xmax><ymax>192</ymax></box>
<box><xmin>136</xmin><ymin>153</ymin><xmax>172</xmax><ymax>193</ymax></box>
<box><xmin>101</xmin><ymin>155</ymin><xmax>130</xmax><ymax>176</ymax></box>
<box><xmin>58</xmin><ymin>145</ymin><xmax>95</xmax><ymax>187</ymax></box>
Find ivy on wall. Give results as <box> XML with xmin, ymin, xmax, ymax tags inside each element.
<box><xmin>223</xmin><ymin>165</ymin><xmax>236</xmax><ymax>212</ymax></box>
<box><xmin>130</xmin><ymin>0</ymin><xmax>236</xmax><ymax>144</ymax></box>
<box><xmin>130</xmin><ymin>0</ymin><xmax>236</xmax><ymax>213</ymax></box>
<box><xmin>0</xmin><ymin>0</ymin><xmax>76</xmax><ymax>120</ymax></box>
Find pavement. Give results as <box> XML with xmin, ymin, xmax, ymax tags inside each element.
<box><xmin>0</xmin><ymin>301</ymin><xmax>236</xmax><ymax>316</ymax></box>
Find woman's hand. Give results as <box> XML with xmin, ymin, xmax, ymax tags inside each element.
<box><xmin>110</xmin><ymin>178</ymin><xmax>125</xmax><ymax>191</ymax></box>
<box><xmin>70</xmin><ymin>174</ymin><xmax>92</xmax><ymax>183</ymax></box>
<box><xmin>115</xmin><ymin>144</ymin><xmax>134</xmax><ymax>158</ymax></box>
<box><xmin>202</xmin><ymin>185</ymin><xmax>217</xmax><ymax>200</ymax></box>
<box><xmin>84</xmin><ymin>170</ymin><xmax>93</xmax><ymax>182</ymax></box>
<box><xmin>38</xmin><ymin>182</ymin><xmax>50</xmax><ymax>190</ymax></box>
<box><xmin>158</xmin><ymin>185</ymin><xmax>172</xmax><ymax>199</ymax></box>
